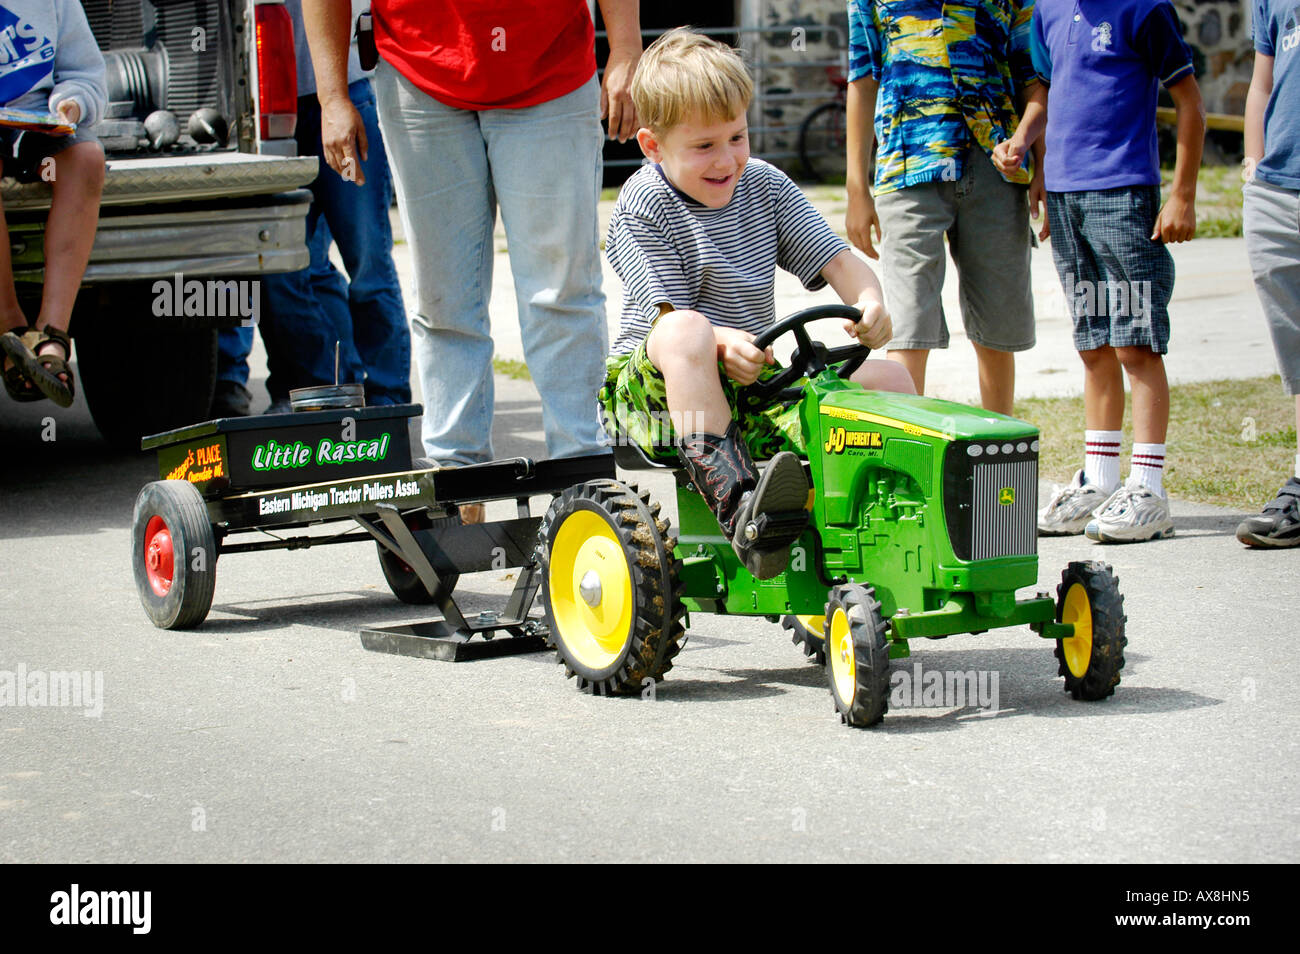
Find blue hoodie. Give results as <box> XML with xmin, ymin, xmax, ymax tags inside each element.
<box><xmin>0</xmin><ymin>0</ymin><xmax>107</xmax><ymax>128</ymax></box>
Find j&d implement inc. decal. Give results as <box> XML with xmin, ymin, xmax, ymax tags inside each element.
<box><xmin>824</xmin><ymin>426</ymin><xmax>882</xmax><ymax>454</ymax></box>
<box><xmin>251</xmin><ymin>434</ymin><xmax>391</xmax><ymax>471</ymax></box>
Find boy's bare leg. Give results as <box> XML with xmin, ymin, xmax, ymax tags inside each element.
<box><xmin>1080</xmin><ymin>346</ymin><xmax>1125</xmax><ymax>431</ymax></box>
<box><xmin>0</xmin><ymin>183</ymin><xmax>35</xmax><ymax>392</ymax></box>
<box><xmin>0</xmin><ymin>201</ymin><xmax>27</xmax><ymax>331</ymax></box>
<box><xmin>887</xmin><ymin>348</ymin><xmax>928</xmax><ymax>395</ymax></box>
<box><xmin>972</xmin><ymin>342</ymin><xmax>1014</xmax><ymax>415</ymax></box>
<box><xmin>849</xmin><ymin>357</ymin><xmax>916</xmax><ymax>394</ymax></box>
<box><xmin>36</xmin><ymin>142</ymin><xmax>105</xmax><ymax>357</ymax></box>
<box><xmin>1115</xmin><ymin>347</ymin><xmax>1169</xmax><ymax>444</ymax></box>
<box><xmin>646</xmin><ymin>310</ymin><xmax>732</xmax><ymax>439</ymax></box>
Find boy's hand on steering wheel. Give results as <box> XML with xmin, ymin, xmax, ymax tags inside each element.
<box><xmin>842</xmin><ymin>295</ymin><xmax>892</xmax><ymax>350</ymax></box>
<box><xmin>715</xmin><ymin>326</ymin><xmax>773</xmax><ymax>386</ymax></box>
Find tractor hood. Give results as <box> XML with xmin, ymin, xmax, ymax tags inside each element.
<box><xmin>815</xmin><ymin>384</ymin><xmax>1039</xmax><ymax>443</ymax></box>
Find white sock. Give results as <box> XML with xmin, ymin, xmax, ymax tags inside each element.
<box><xmin>1131</xmin><ymin>442</ymin><xmax>1166</xmax><ymax>496</ymax></box>
<box><xmin>1084</xmin><ymin>430</ymin><xmax>1122</xmax><ymax>491</ymax></box>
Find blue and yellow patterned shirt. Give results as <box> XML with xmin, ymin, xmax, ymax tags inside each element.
<box><xmin>848</xmin><ymin>0</ymin><xmax>1039</xmax><ymax>195</ymax></box>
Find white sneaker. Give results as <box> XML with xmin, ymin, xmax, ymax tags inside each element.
<box><xmin>1084</xmin><ymin>480</ymin><xmax>1174</xmax><ymax>543</ymax></box>
<box><xmin>1038</xmin><ymin>469</ymin><xmax>1111</xmax><ymax>536</ymax></box>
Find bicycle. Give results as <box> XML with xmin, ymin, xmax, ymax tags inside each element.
<box><xmin>798</xmin><ymin>66</ymin><xmax>848</xmax><ymax>183</ymax></box>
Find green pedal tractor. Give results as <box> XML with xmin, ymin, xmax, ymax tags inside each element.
<box><xmin>536</xmin><ymin>306</ymin><xmax>1127</xmax><ymax>727</ymax></box>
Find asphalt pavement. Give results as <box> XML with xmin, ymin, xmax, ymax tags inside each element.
<box><xmin>0</xmin><ymin>200</ymin><xmax>1296</xmax><ymax>863</ymax></box>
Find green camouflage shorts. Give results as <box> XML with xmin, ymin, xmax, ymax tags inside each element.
<box><xmin>598</xmin><ymin>339</ymin><xmax>806</xmax><ymax>462</ymax></box>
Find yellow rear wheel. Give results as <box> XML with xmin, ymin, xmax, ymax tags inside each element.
<box><xmin>548</xmin><ymin>509</ymin><xmax>635</xmax><ymax>672</ymax></box>
<box><xmin>538</xmin><ymin>480</ymin><xmax>685</xmax><ymax>696</ymax></box>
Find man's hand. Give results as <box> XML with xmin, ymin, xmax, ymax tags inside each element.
<box><xmin>55</xmin><ymin>100</ymin><xmax>80</xmax><ymax>130</ymax></box>
<box><xmin>846</xmin><ymin>188</ymin><xmax>882</xmax><ymax>259</ymax></box>
<box><xmin>320</xmin><ymin>97</ymin><xmax>368</xmax><ymax>186</ymax></box>
<box><xmin>1152</xmin><ymin>192</ymin><xmax>1195</xmax><ymax>243</ymax></box>
<box><xmin>841</xmin><ymin>295</ymin><xmax>892</xmax><ymax>351</ymax></box>
<box><xmin>601</xmin><ymin>47</ymin><xmax>640</xmax><ymax>142</ymax></box>
<box><xmin>715</xmin><ymin>326</ymin><xmax>772</xmax><ymax>385</ymax></box>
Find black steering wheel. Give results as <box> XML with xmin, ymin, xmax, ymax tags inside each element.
<box><xmin>741</xmin><ymin>304</ymin><xmax>871</xmax><ymax>407</ymax></box>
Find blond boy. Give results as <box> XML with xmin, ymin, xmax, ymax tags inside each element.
<box><xmin>598</xmin><ymin>28</ymin><xmax>913</xmax><ymax>578</ymax></box>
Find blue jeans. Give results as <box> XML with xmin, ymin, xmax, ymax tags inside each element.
<box><xmin>219</xmin><ymin>79</ymin><xmax>411</xmax><ymax>404</ymax></box>
<box><xmin>372</xmin><ymin>63</ymin><xmax>608</xmax><ymax>464</ymax></box>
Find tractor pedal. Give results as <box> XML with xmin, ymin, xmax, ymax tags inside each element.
<box><xmin>743</xmin><ymin>508</ymin><xmax>809</xmax><ymax>549</ymax></box>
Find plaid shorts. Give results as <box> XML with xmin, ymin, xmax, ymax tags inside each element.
<box><xmin>597</xmin><ymin>338</ymin><xmax>806</xmax><ymax>462</ymax></box>
<box><xmin>1045</xmin><ymin>186</ymin><xmax>1174</xmax><ymax>353</ymax></box>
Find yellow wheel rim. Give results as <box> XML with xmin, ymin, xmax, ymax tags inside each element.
<box><xmin>828</xmin><ymin>606</ymin><xmax>856</xmax><ymax>704</ymax></box>
<box><xmin>1059</xmin><ymin>583</ymin><xmax>1094</xmax><ymax>678</ymax></box>
<box><xmin>797</xmin><ymin>615</ymin><xmax>825</xmax><ymax>640</ymax></box>
<box><xmin>548</xmin><ymin>509</ymin><xmax>634</xmax><ymax>671</ymax></box>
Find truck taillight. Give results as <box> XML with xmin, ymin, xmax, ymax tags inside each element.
<box><xmin>255</xmin><ymin>1</ymin><xmax>297</xmax><ymax>140</ymax></box>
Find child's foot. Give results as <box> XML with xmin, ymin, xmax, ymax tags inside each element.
<box><xmin>0</xmin><ymin>325</ymin><xmax>74</xmax><ymax>407</ymax></box>
<box><xmin>1235</xmin><ymin>477</ymin><xmax>1300</xmax><ymax>549</ymax></box>
<box><xmin>1</xmin><ymin>324</ymin><xmax>44</xmax><ymax>402</ymax></box>
<box><xmin>1084</xmin><ymin>480</ymin><xmax>1174</xmax><ymax>543</ymax></box>
<box><xmin>1038</xmin><ymin>469</ymin><xmax>1112</xmax><ymax>536</ymax></box>
<box><xmin>677</xmin><ymin>424</ymin><xmax>809</xmax><ymax>579</ymax></box>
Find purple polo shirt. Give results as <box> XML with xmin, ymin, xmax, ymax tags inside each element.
<box><xmin>1030</xmin><ymin>0</ymin><xmax>1194</xmax><ymax>191</ymax></box>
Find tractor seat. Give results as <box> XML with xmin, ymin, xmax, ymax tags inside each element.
<box><xmin>613</xmin><ymin>442</ymin><xmax>675</xmax><ymax>471</ymax></box>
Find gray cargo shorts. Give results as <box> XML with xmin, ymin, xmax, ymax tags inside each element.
<box><xmin>1243</xmin><ymin>177</ymin><xmax>1300</xmax><ymax>395</ymax></box>
<box><xmin>874</xmin><ymin>147</ymin><xmax>1035</xmax><ymax>352</ymax></box>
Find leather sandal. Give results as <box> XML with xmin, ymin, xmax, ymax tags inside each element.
<box><xmin>0</xmin><ymin>325</ymin><xmax>75</xmax><ymax>407</ymax></box>
<box><xmin>1</xmin><ymin>325</ymin><xmax>45</xmax><ymax>403</ymax></box>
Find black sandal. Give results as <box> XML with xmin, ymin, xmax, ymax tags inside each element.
<box><xmin>1</xmin><ymin>325</ymin><xmax>45</xmax><ymax>403</ymax></box>
<box><xmin>0</xmin><ymin>325</ymin><xmax>75</xmax><ymax>407</ymax></box>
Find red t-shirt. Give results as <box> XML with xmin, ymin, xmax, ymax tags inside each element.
<box><xmin>374</xmin><ymin>0</ymin><xmax>597</xmax><ymax>110</ymax></box>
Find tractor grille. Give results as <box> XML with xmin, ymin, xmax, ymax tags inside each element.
<box><xmin>969</xmin><ymin>459</ymin><xmax>1037</xmax><ymax>559</ymax></box>
<box><xmin>943</xmin><ymin>440</ymin><xmax>1038</xmax><ymax>561</ymax></box>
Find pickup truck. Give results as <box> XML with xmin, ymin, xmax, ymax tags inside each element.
<box><xmin>2</xmin><ymin>0</ymin><xmax>318</xmax><ymax>447</ymax></box>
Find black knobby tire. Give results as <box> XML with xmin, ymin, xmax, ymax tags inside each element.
<box><xmin>799</xmin><ymin>101</ymin><xmax>848</xmax><ymax>183</ymax></box>
<box><xmin>376</xmin><ymin>514</ymin><xmax>461</xmax><ymax>605</ymax></box>
<box><xmin>76</xmin><ymin>285</ymin><xmax>219</xmax><ymax>450</ymax></box>
<box><xmin>824</xmin><ymin>584</ymin><xmax>891</xmax><ymax>727</ymax></box>
<box><xmin>781</xmin><ymin>614</ymin><xmax>826</xmax><ymax>664</ymax></box>
<box><xmin>376</xmin><ymin>469</ymin><xmax>461</xmax><ymax>605</ymax></box>
<box><xmin>1053</xmin><ymin>561</ymin><xmax>1127</xmax><ymax>701</ymax></box>
<box><xmin>131</xmin><ymin>480</ymin><xmax>217</xmax><ymax>629</ymax></box>
<box><xmin>537</xmin><ymin>479</ymin><xmax>686</xmax><ymax>696</ymax></box>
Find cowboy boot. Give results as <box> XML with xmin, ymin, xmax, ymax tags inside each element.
<box><xmin>678</xmin><ymin>422</ymin><xmax>810</xmax><ymax>579</ymax></box>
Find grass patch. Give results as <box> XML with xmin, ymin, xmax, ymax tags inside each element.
<box><xmin>493</xmin><ymin>357</ymin><xmax>532</xmax><ymax>381</ymax></box>
<box><xmin>1017</xmin><ymin>375</ymin><xmax>1294</xmax><ymax>510</ymax></box>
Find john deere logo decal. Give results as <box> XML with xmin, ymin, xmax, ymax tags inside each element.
<box><xmin>998</xmin><ymin>487</ymin><xmax>1015</xmax><ymax>505</ymax></box>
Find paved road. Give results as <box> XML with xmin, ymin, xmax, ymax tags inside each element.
<box><xmin>2</xmin><ymin>368</ymin><xmax>1296</xmax><ymax>862</ymax></box>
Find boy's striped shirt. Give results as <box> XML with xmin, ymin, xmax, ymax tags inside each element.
<box><xmin>606</xmin><ymin>158</ymin><xmax>848</xmax><ymax>355</ymax></box>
